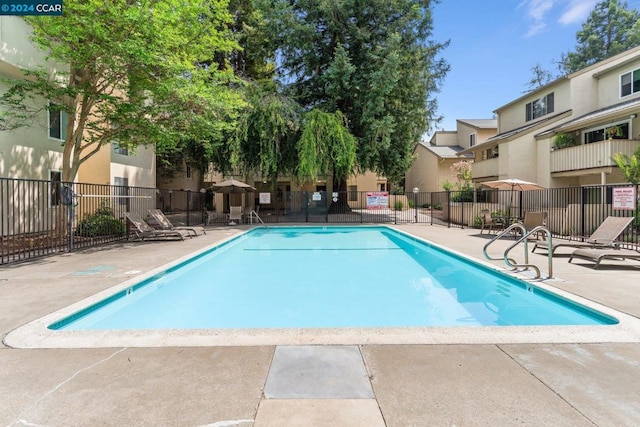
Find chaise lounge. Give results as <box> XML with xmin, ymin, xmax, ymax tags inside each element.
<box><xmin>124</xmin><ymin>212</ymin><xmax>191</xmax><ymax>241</ymax></box>
<box><xmin>148</xmin><ymin>209</ymin><xmax>206</xmax><ymax>236</ymax></box>
<box><xmin>568</xmin><ymin>247</ymin><xmax>640</xmax><ymax>269</ymax></box>
<box><xmin>532</xmin><ymin>216</ymin><xmax>633</xmax><ymax>255</ymax></box>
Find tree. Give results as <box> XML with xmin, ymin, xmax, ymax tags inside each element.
<box><xmin>297</xmin><ymin>109</ymin><xmax>357</xmax><ymax>194</ymax></box>
<box><xmin>525</xmin><ymin>63</ymin><xmax>555</xmax><ymax>91</ymax></box>
<box><xmin>231</xmin><ymin>87</ymin><xmax>302</xmax><ymax>187</ymax></box>
<box><xmin>0</xmin><ymin>0</ymin><xmax>243</xmax><ymax>182</ymax></box>
<box><xmin>613</xmin><ymin>145</ymin><xmax>640</xmax><ymax>184</ymax></box>
<box><xmin>560</xmin><ymin>0</ymin><xmax>640</xmax><ymax>74</ymax></box>
<box><xmin>256</xmin><ymin>0</ymin><xmax>449</xmax><ymax>195</ymax></box>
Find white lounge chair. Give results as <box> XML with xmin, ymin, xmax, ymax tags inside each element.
<box><xmin>124</xmin><ymin>212</ymin><xmax>191</xmax><ymax>241</ymax></box>
<box><xmin>148</xmin><ymin>209</ymin><xmax>206</xmax><ymax>236</ymax></box>
<box><xmin>228</xmin><ymin>206</ymin><xmax>243</xmax><ymax>225</ymax></box>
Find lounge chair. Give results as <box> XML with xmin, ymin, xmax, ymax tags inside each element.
<box><xmin>532</xmin><ymin>216</ymin><xmax>633</xmax><ymax>255</ymax></box>
<box><xmin>518</xmin><ymin>211</ymin><xmax>547</xmax><ymax>239</ymax></box>
<box><xmin>124</xmin><ymin>212</ymin><xmax>191</xmax><ymax>241</ymax></box>
<box><xmin>228</xmin><ymin>206</ymin><xmax>243</xmax><ymax>225</ymax></box>
<box><xmin>568</xmin><ymin>247</ymin><xmax>640</xmax><ymax>268</ymax></box>
<box><xmin>148</xmin><ymin>209</ymin><xmax>206</xmax><ymax>236</ymax></box>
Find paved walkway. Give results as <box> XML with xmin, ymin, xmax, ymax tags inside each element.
<box><xmin>1</xmin><ymin>224</ymin><xmax>639</xmax><ymax>426</ymax></box>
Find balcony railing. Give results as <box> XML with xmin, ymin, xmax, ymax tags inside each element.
<box><xmin>471</xmin><ymin>157</ymin><xmax>499</xmax><ymax>179</ymax></box>
<box><xmin>551</xmin><ymin>139</ymin><xmax>640</xmax><ymax>173</ymax></box>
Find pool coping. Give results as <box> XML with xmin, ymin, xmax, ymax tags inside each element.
<box><xmin>5</xmin><ymin>225</ymin><xmax>640</xmax><ymax>348</ymax></box>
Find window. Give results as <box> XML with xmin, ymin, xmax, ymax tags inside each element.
<box><xmin>469</xmin><ymin>133</ymin><xmax>476</xmax><ymax>147</ymax></box>
<box><xmin>49</xmin><ymin>170</ymin><xmax>62</xmax><ymax>206</ymax></box>
<box><xmin>113</xmin><ymin>142</ymin><xmax>128</xmax><ymax>156</ymax></box>
<box><xmin>620</xmin><ymin>69</ymin><xmax>640</xmax><ymax>97</ymax></box>
<box><xmin>482</xmin><ymin>146</ymin><xmax>499</xmax><ymax>160</ymax></box>
<box><xmin>48</xmin><ymin>102</ymin><xmax>68</xmax><ymax>140</ymax></box>
<box><xmin>525</xmin><ymin>92</ymin><xmax>554</xmax><ymax>121</ymax></box>
<box><xmin>584</xmin><ymin>122</ymin><xmax>629</xmax><ymax>144</ymax></box>
<box><xmin>186</xmin><ymin>164</ymin><xmax>192</xmax><ymax>179</ymax></box>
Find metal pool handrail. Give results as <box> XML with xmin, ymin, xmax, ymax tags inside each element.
<box><xmin>503</xmin><ymin>226</ymin><xmax>553</xmax><ymax>279</ymax></box>
<box><xmin>483</xmin><ymin>223</ymin><xmax>554</xmax><ymax>279</ymax></box>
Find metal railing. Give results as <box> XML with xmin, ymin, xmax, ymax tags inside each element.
<box><xmin>2</xmin><ymin>177</ymin><xmax>638</xmax><ymax>265</ymax></box>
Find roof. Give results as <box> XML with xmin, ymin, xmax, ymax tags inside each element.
<box><xmin>537</xmin><ymin>97</ymin><xmax>640</xmax><ymax>137</ymax></box>
<box><xmin>456</xmin><ymin>119</ymin><xmax>497</xmax><ymax>129</ymax></box>
<box><xmin>421</xmin><ymin>144</ymin><xmax>473</xmax><ymax>159</ymax></box>
<box><xmin>494</xmin><ymin>46</ymin><xmax>640</xmax><ymax>113</ymax></box>
<box><xmin>457</xmin><ymin>110</ymin><xmax>571</xmax><ymax>155</ymax></box>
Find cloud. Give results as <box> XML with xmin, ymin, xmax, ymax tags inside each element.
<box><xmin>520</xmin><ymin>0</ymin><xmax>556</xmax><ymax>37</ymax></box>
<box><xmin>558</xmin><ymin>0</ymin><xmax>598</xmax><ymax>25</ymax></box>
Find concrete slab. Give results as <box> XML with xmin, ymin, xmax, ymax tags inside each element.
<box><xmin>0</xmin><ymin>346</ymin><xmax>273</xmax><ymax>426</ymax></box>
<box><xmin>264</xmin><ymin>346</ymin><xmax>373</xmax><ymax>399</ymax></box>
<box><xmin>254</xmin><ymin>399</ymin><xmax>385</xmax><ymax>427</ymax></box>
<box><xmin>503</xmin><ymin>343</ymin><xmax>640</xmax><ymax>426</ymax></box>
<box><xmin>362</xmin><ymin>344</ymin><xmax>592</xmax><ymax>426</ymax></box>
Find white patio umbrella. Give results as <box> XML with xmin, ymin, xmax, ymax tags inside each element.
<box><xmin>482</xmin><ymin>178</ymin><xmax>544</xmax><ymax>192</ymax></box>
<box><xmin>482</xmin><ymin>178</ymin><xmax>545</xmax><ymax>215</ymax></box>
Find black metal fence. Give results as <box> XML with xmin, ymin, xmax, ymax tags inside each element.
<box><xmin>2</xmin><ymin>177</ymin><xmax>639</xmax><ymax>265</ymax></box>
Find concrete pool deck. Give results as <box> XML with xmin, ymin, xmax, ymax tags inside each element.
<box><xmin>1</xmin><ymin>224</ymin><xmax>639</xmax><ymax>425</ymax></box>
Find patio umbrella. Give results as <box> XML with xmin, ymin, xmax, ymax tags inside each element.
<box><xmin>210</xmin><ymin>179</ymin><xmax>256</xmax><ymax>194</ymax></box>
<box><xmin>482</xmin><ymin>178</ymin><xmax>544</xmax><ymax>215</ymax></box>
<box><xmin>482</xmin><ymin>178</ymin><xmax>544</xmax><ymax>192</ymax></box>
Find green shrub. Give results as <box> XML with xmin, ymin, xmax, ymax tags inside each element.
<box><xmin>76</xmin><ymin>203</ymin><xmax>126</xmax><ymax>237</ymax></box>
<box><xmin>394</xmin><ymin>200</ymin><xmax>404</xmax><ymax>210</ymax></box>
<box><xmin>473</xmin><ymin>216</ymin><xmax>483</xmax><ymax>228</ymax></box>
<box><xmin>554</xmin><ymin>133</ymin><xmax>578</xmax><ymax>149</ymax></box>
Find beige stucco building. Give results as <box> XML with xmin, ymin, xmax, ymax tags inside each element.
<box><xmin>460</xmin><ymin>46</ymin><xmax>640</xmax><ymax>188</ymax></box>
<box><xmin>405</xmin><ymin>119</ymin><xmax>497</xmax><ymax>193</ymax></box>
<box><xmin>0</xmin><ymin>16</ymin><xmax>155</xmax><ymax>188</ymax></box>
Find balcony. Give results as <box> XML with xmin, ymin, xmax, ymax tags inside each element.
<box><xmin>471</xmin><ymin>157</ymin><xmax>499</xmax><ymax>179</ymax></box>
<box><xmin>550</xmin><ymin>139</ymin><xmax>640</xmax><ymax>173</ymax></box>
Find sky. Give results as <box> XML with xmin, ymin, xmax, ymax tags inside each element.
<box><xmin>430</xmin><ymin>0</ymin><xmax>640</xmax><ymax>135</ymax></box>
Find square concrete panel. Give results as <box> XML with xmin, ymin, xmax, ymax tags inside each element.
<box><xmin>503</xmin><ymin>343</ymin><xmax>640</xmax><ymax>426</ymax></box>
<box><xmin>363</xmin><ymin>344</ymin><xmax>591</xmax><ymax>426</ymax></box>
<box><xmin>0</xmin><ymin>347</ymin><xmax>273</xmax><ymax>426</ymax></box>
<box><xmin>254</xmin><ymin>399</ymin><xmax>385</xmax><ymax>427</ymax></box>
<box><xmin>264</xmin><ymin>346</ymin><xmax>374</xmax><ymax>399</ymax></box>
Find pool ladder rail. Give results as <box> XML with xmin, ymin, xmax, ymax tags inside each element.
<box><xmin>482</xmin><ymin>223</ymin><xmax>553</xmax><ymax>280</ymax></box>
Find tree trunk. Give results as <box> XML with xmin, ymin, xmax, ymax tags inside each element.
<box><xmin>328</xmin><ymin>174</ymin><xmax>351</xmax><ymax>214</ymax></box>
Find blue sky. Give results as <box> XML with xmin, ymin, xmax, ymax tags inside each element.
<box><xmin>430</xmin><ymin>0</ymin><xmax>640</xmax><ymax>135</ymax></box>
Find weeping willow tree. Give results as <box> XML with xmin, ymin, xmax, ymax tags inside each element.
<box><xmin>231</xmin><ymin>88</ymin><xmax>302</xmax><ymax>186</ymax></box>
<box><xmin>297</xmin><ymin>109</ymin><xmax>356</xmax><ymax>213</ymax></box>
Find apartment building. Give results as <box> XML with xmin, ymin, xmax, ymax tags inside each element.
<box><xmin>405</xmin><ymin>119</ymin><xmax>497</xmax><ymax>193</ymax></box>
<box><xmin>0</xmin><ymin>16</ymin><xmax>155</xmax><ymax>188</ymax></box>
<box><xmin>460</xmin><ymin>46</ymin><xmax>640</xmax><ymax>188</ymax></box>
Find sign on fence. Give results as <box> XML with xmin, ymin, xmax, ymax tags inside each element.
<box><xmin>366</xmin><ymin>191</ymin><xmax>389</xmax><ymax>209</ymax></box>
<box><xmin>612</xmin><ymin>186</ymin><xmax>636</xmax><ymax>210</ymax></box>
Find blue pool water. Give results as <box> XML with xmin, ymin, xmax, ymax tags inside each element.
<box><xmin>50</xmin><ymin>226</ymin><xmax>617</xmax><ymax>330</ymax></box>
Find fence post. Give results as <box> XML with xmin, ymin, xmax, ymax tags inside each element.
<box><xmin>186</xmin><ymin>190</ymin><xmax>191</xmax><ymax>226</ymax></box>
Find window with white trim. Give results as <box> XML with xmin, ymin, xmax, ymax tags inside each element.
<box><xmin>583</xmin><ymin>121</ymin><xmax>629</xmax><ymax>144</ymax></box>
<box><xmin>48</xmin><ymin>102</ymin><xmax>69</xmax><ymax>140</ymax></box>
<box><xmin>469</xmin><ymin>133</ymin><xmax>476</xmax><ymax>147</ymax></box>
<box><xmin>620</xmin><ymin>68</ymin><xmax>640</xmax><ymax>97</ymax></box>
<box><xmin>525</xmin><ymin>92</ymin><xmax>554</xmax><ymax>122</ymax></box>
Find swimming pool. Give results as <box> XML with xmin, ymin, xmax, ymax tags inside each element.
<box><xmin>49</xmin><ymin>226</ymin><xmax>616</xmax><ymax>331</ymax></box>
